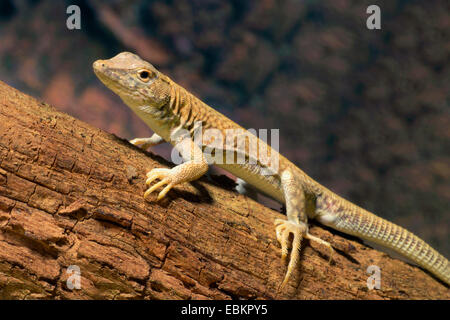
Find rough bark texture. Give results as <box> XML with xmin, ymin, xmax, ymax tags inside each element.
<box><xmin>0</xmin><ymin>81</ymin><xmax>448</xmax><ymax>299</ymax></box>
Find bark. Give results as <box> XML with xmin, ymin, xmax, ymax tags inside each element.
<box><xmin>0</xmin><ymin>81</ymin><xmax>447</xmax><ymax>300</ymax></box>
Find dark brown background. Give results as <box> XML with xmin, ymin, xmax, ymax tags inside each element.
<box><xmin>0</xmin><ymin>0</ymin><xmax>448</xmax><ymax>256</ymax></box>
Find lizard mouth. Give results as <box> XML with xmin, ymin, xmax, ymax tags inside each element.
<box><xmin>93</xmin><ymin>60</ymin><xmax>123</xmax><ymax>93</ymax></box>
<box><xmin>92</xmin><ymin>60</ymin><xmax>107</xmax><ymax>79</ymax></box>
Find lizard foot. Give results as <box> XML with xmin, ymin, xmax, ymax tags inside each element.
<box><xmin>144</xmin><ymin>168</ymin><xmax>176</xmax><ymax>201</ymax></box>
<box><xmin>274</xmin><ymin>218</ymin><xmax>308</xmax><ymax>289</ymax></box>
<box><xmin>130</xmin><ymin>134</ymin><xmax>164</xmax><ymax>150</ymax></box>
<box><xmin>130</xmin><ymin>137</ymin><xmax>153</xmax><ymax>150</ymax></box>
<box><xmin>274</xmin><ymin>218</ymin><xmax>334</xmax><ymax>289</ymax></box>
<box><xmin>144</xmin><ymin>158</ymin><xmax>208</xmax><ymax>202</ymax></box>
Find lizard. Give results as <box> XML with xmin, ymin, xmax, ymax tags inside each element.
<box><xmin>93</xmin><ymin>51</ymin><xmax>450</xmax><ymax>288</ymax></box>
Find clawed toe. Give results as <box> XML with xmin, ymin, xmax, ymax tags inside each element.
<box><xmin>305</xmin><ymin>233</ymin><xmax>334</xmax><ymax>263</ymax></box>
<box><xmin>273</xmin><ymin>219</ymin><xmax>334</xmax><ymax>289</ymax></box>
<box><xmin>146</xmin><ymin>168</ymin><xmax>171</xmax><ymax>185</ymax></box>
<box><xmin>144</xmin><ymin>168</ymin><xmax>175</xmax><ymax>201</ymax></box>
<box><xmin>274</xmin><ymin>219</ymin><xmax>308</xmax><ymax>288</ymax></box>
<box><xmin>129</xmin><ymin>138</ymin><xmax>148</xmax><ymax>149</ymax></box>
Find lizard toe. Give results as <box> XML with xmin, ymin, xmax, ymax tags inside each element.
<box><xmin>273</xmin><ymin>219</ymin><xmax>308</xmax><ymax>289</ymax></box>
<box><xmin>145</xmin><ymin>168</ymin><xmax>171</xmax><ymax>186</ymax></box>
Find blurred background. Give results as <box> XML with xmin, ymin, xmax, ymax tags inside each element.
<box><xmin>0</xmin><ymin>0</ymin><xmax>448</xmax><ymax>256</ymax></box>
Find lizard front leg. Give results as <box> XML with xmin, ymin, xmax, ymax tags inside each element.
<box><xmin>144</xmin><ymin>135</ymin><xmax>208</xmax><ymax>201</ymax></box>
<box><xmin>275</xmin><ymin>169</ymin><xmax>334</xmax><ymax>289</ymax></box>
<box><xmin>130</xmin><ymin>133</ymin><xmax>165</xmax><ymax>150</ymax></box>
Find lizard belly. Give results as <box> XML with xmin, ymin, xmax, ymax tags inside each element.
<box><xmin>216</xmin><ymin>162</ymin><xmax>285</xmax><ymax>203</ymax></box>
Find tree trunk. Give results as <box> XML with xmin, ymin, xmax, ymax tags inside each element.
<box><xmin>0</xmin><ymin>81</ymin><xmax>447</xmax><ymax>299</ymax></box>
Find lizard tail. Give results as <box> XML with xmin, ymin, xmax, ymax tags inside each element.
<box><xmin>316</xmin><ymin>195</ymin><xmax>450</xmax><ymax>286</ymax></box>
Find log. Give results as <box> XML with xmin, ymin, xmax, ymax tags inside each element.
<box><xmin>0</xmin><ymin>80</ymin><xmax>447</xmax><ymax>299</ymax></box>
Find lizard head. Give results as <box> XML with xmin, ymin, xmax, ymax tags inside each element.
<box><xmin>93</xmin><ymin>52</ymin><xmax>170</xmax><ymax>109</ymax></box>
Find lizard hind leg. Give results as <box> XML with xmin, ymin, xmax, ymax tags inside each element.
<box><xmin>274</xmin><ymin>169</ymin><xmax>310</xmax><ymax>289</ymax></box>
<box><xmin>274</xmin><ymin>169</ymin><xmax>333</xmax><ymax>289</ymax></box>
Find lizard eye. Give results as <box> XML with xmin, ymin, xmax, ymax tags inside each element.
<box><xmin>138</xmin><ymin>69</ymin><xmax>153</xmax><ymax>82</ymax></box>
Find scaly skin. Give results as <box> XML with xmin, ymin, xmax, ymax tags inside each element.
<box><xmin>93</xmin><ymin>52</ymin><xmax>449</xmax><ymax>287</ymax></box>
